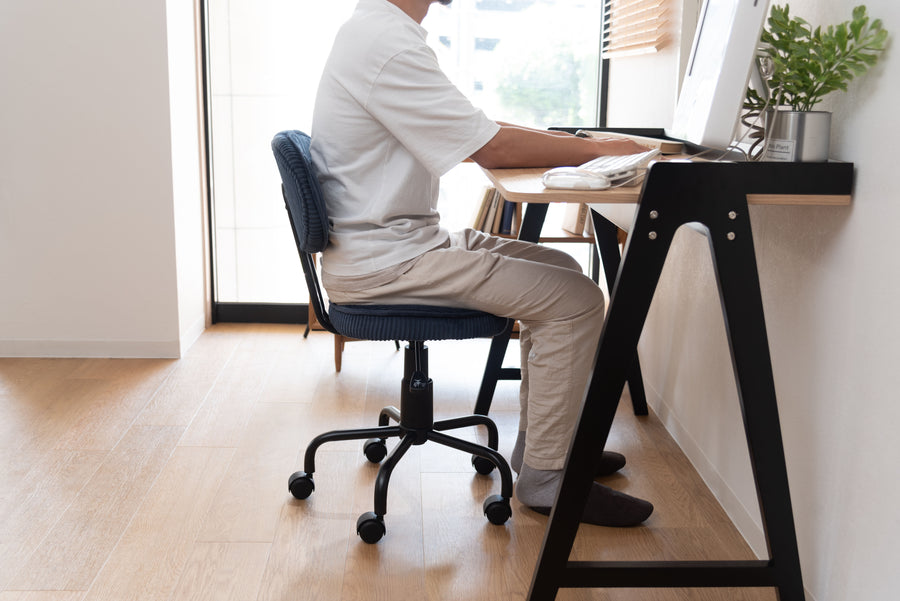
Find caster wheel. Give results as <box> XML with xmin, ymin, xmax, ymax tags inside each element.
<box><xmin>356</xmin><ymin>511</ymin><xmax>386</xmax><ymax>544</ymax></box>
<box><xmin>471</xmin><ymin>455</ymin><xmax>495</xmax><ymax>475</ymax></box>
<box><xmin>288</xmin><ymin>471</ymin><xmax>314</xmax><ymax>499</ymax></box>
<box><xmin>363</xmin><ymin>438</ymin><xmax>388</xmax><ymax>463</ymax></box>
<box><xmin>483</xmin><ymin>494</ymin><xmax>512</xmax><ymax>525</ymax></box>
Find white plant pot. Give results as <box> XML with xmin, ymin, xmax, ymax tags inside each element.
<box><xmin>763</xmin><ymin>110</ymin><xmax>832</xmax><ymax>162</ymax></box>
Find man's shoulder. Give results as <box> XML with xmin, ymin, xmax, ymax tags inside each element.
<box><xmin>335</xmin><ymin>5</ymin><xmax>426</xmax><ymax>62</ymax></box>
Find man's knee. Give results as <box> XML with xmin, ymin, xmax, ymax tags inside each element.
<box><xmin>541</xmin><ymin>246</ymin><xmax>583</xmax><ymax>272</ymax></box>
<box><xmin>574</xmin><ymin>278</ymin><xmax>606</xmax><ymax>321</ymax></box>
<box><xmin>559</xmin><ymin>252</ymin><xmax>583</xmax><ymax>273</ymax></box>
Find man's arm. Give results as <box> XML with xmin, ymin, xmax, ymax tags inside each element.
<box><xmin>470</xmin><ymin>124</ymin><xmax>649</xmax><ymax>169</ymax></box>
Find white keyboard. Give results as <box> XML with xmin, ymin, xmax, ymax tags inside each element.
<box><xmin>542</xmin><ymin>148</ymin><xmax>661</xmax><ymax>190</ymax></box>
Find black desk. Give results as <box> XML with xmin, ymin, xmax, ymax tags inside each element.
<box><xmin>481</xmin><ymin>160</ymin><xmax>854</xmax><ymax>600</ymax></box>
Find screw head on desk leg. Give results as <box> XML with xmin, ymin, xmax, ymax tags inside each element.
<box><xmin>728</xmin><ymin>211</ymin><xmax>738</xmax><ymax>220</ymax></box>
<box><xmin>649</xmin><ymin>210</ymin><xmax>659</xmax><ymax>219</ymax></box>
<box><xmin>727</xmin><ymin>232</ymin><xmax>736</xmax><ymax>241</ymax></box>
<box><xmin>648</xmin><ymin>231</ymin><xmax>658</xmax><ymax>240</ymax></box>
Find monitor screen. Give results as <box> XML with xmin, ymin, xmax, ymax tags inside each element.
<box><xmin>667</xmin><ymin>0</ymin><xmax>770</xmax><ymax>149</ymax></box>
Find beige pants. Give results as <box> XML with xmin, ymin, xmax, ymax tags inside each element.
<box><xmin>326</xmin><ymin>228</ymin><xmax>605</xmax><ymax>470</ymax></box>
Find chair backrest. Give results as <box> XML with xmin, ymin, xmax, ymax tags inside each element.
<box><xmin>271</xmin><ymin>130</ymin><xmax>338</xmax><ymax>334</ymax></box>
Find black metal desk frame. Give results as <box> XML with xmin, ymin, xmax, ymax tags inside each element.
<box><xmin>527</xmin><ymin>160</ymin><xmax>853</xmax><ymax>600</ymax></box>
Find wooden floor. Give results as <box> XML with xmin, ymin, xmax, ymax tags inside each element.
<box><xmin>0</xmin><ymin>323</ymin><xmax>775</xmax><ymax>601</ymax></box>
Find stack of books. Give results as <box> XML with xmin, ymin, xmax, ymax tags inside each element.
<box><xmin>471</xmin><ymin>187</ymin><xmax>522</xmax><ymax>237</ymax></box>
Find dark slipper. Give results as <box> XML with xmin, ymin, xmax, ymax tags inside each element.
<box><xmin>595</xmin><ymin>450</ymin><xmax>626</xmax><ymax>477</ymax></box>
<box><xmin>528</xmin><ymin>481</ymin><xmax>652</xmax><ymax>527</ymax></box>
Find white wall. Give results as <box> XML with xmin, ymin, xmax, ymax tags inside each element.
<box><xmin>0</xmin><ymin>0</ymin><xmax>206</xmax><ymax>358</ymax></box>
<box><xmin>609</xmin><ymin>1</ymin><xmax>900</xmax><ymax>599</ymax></box>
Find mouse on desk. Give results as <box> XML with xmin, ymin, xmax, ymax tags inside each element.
<box><xmin>541</xmin><ymin>167</ymin><xmax>611</xmax><ymax>190</ymax></box>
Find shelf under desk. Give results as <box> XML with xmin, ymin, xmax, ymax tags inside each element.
<box><xmin>481</xmin><ymin>159</ymin><xmax>854</xmax><ymax>601</ymax></box>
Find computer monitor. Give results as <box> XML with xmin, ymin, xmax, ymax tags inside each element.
<box><xmin>667</xmin><ymin>0</ymin><xmax>770</xmax><ymax>149</ymax></box>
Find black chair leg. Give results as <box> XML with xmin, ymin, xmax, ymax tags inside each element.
<box><xmin>433</xmin><ymin>414</ymin><xmax>500</xmax><ymax>450</ymax></box>
<box><xmin>428</xmin><ymin>430</ymin><xmax>514</xmax><ymax>501</ymax></box>
<box><xmin>303</xmin><ymin>424</ymin><xmax>404</xmax><ymax>474</ymax></box>
<box><xmin>373</xmin><ymin>432</ymin><xmax>417</xmax><ymax>517</ymax></box>
<box><xmin>378</xmin><ymin>405</ymin><xmax>402</xmax><ymax>426</ymax></box>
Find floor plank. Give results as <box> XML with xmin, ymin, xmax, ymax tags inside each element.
<box><xmin>168</xmin><ymin>542</ymin><xmax>271</xmax><ymax>601</ymax></box>
<box><xmin>0</xmin><ymin>449</ymin><xmax>107</xmax><ymax>589</ymax></box>
<box><xmin>80</xmin><ymin>446</ymin><xmax>234</xmax><ymax>601</ymax></box>
<box><xmin>197</xmin><ymin>401</ymin><xmax>308</xmax><ymax>543</ymax></box>
<box><xmin>9</xmin><ymin>426</ymin><xmax>184</xmax><ymax>591</ymax></box>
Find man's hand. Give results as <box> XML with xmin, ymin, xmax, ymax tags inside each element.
<box><xmin>586</xmin><ymin>136</ymin><xmax>651</xmax><ymax>156</ymax></box>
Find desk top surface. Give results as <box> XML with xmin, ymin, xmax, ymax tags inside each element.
<box><xmin>481</xmin><ymin>162</ymin><xmax>853</xmax><ymax>207</ymax></box>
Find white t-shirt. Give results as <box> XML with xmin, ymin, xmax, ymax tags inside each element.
<box><xmin>310</xmin><ymin>0</ymin><xmax>500</xmax><ymax>277</ymax></box>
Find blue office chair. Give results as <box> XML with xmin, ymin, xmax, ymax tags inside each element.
<box><xmin>271</xmin><ymin>130</ymin><xmax>513</xmax><ymax>544</ymax></box>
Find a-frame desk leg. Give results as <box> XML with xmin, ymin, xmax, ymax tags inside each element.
<box><xmin>592</xmin><ymin>212</ymin><xmax>649</xmax><ymax>416</ymax></box>
<box><xmin>528</xmin><ymin>161</ymin><xmax>816</xmax><ymax>601</ymax></box>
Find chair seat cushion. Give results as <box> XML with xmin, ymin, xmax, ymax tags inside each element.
<box><xmin>328</xmin><ymin>303</ymin><xmax>508</xmax><ymax>341</ymax></box>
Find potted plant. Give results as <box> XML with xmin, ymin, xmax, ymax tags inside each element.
<box><xmin>743</xmin><ymin>4</ymin><xmax>888</xmax><ymax>161</ymax></box>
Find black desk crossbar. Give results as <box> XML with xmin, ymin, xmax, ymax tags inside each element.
<box><xmin>561</xmin><ymin>560</ymin><xmax>775</xmax><ymax>588</ymax></box>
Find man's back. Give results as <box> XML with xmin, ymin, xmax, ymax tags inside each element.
<box><xmin>310</xmin><ymin>0</ymin><xmax>499</xmax><ymax>279</ymax></box>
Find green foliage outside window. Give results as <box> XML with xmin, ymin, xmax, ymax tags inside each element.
<box><xmin>495</xmin><ymin>40</ymin><xmax>596</xmax><ymax>128</ymax></box>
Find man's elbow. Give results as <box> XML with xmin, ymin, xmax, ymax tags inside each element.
<box><xmin>470</xmin><ymin>132</ymin><xmax>512</xmax><ymax>169</ymax></box>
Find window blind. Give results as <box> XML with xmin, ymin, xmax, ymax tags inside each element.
<box><xmin>602</xmin><ymin>0</ymin><xmax>669</xmax><ymax>59</ymax></box>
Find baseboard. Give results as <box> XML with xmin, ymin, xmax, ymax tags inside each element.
<box><xmin>178</xmin><ymin>314</ymin><xmax>207</xmax><ymax>357</ymax></box>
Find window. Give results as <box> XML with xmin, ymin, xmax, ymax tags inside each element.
<box><xmin>204</xmin><ymin>0</ymin><xmax>606</xmax><ymax>317</ymax></box>
<box><xmin>426</xmin><ymin>0</ymin><xmax>604</xmax><ymax>130</ymax></box>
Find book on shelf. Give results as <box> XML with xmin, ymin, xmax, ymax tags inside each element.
<box><xmin>482</xmin><ymin>189</ymin><xmax>500</xmax><ymax>232</ymax></box>
<box><xmin>499</xmin><ymin>196</ymin><xmax>520</xmax><ymax>235</ymax></box>
<box><xmin>470</xmin><ymin>186</ymin><xmax>492</xmax><ymax>232</ymax></box>
<box><xmin>561</xmin><ymin>203</ymin><xmax>589</xmax><ymax>236</ymax></box>
<box><xmin>472</xmin><ymin>187</ymin><xmax>495</xmax><ymax>232</ymax></box>
<box><xmin>492</xmin><ymin>196</ymin><xmax>507</xmax><ymax>233</ymax></box>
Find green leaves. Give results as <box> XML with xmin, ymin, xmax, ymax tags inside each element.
<box><xmin>744</xmin><ymin>4</ymin><xmax>888</xmax><ymax>112</ymax></box>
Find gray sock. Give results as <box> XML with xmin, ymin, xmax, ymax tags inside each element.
<box><xmin>512</xmin><ymin>432</ymin><xmax>626</xmax><ymax>478</ymax></box>
<box><xmin>515</xmin><ymin>463</ymin><xmax>653</xmax><ymax>527</ymax></box>
<box><xmin>514</xmin><ymin>462</ymin><xmax>560</xmax><ymax>507</ymax></box>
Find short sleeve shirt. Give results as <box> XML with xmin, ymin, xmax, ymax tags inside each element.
<box><xmin>310</xmin><ymin>0</ymin><xmax>500</xmax><ymax>277</ymax></box>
